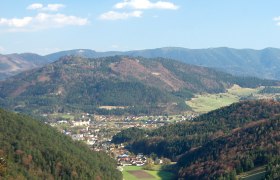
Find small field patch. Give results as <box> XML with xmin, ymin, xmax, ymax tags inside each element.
<box><xmin>122</xmin><ymin>166</ymin><xmax>175</xmax><ymax>180</ymax></box>
<box><xmin>99</xmin><ymin>106</ymin><xmax>128</xmax><ymax>110</ymax></box>
<box><xmin>128</xmin><ymin>170</ymin><xmax>155</xmax><ymax>179</ymax></box>
<box><xmin>237</xmin><ymin>166</ymin><xmax>266</xmax><ymax>180</ymax></box>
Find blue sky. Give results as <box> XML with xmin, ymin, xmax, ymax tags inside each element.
<box><xmin>0</xmin><ymin>0</ymin><xmax>280</xmax><ymax>55</ymax></box>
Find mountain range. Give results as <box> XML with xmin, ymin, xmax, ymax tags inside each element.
<box><xmin>1</xmin><ymin>55</ymin><xmax>277</xmax><ymax>115</ymax></box>
<box><xmin>1</xmin><ymin>47</ymin><xmax>280</xmax><ymax>80</ymax></box>
<box><xmin>1</xmin><ymin>48</ymin><xmax>280</xmax><ymax>179</ymax></box>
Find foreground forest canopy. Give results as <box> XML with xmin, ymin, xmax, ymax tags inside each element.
<box><xmin>0</xmin><ymin>108</ymin><xmax>122</xmax><ymax>179</ymax></box>
<box><xmin>0</xmin><ymin>56</ymin><xmax>278</xmax><ymax>115</ymax></box>
<box><xmin>112</xmin><ymin>100</ymin><xmax>280</xmax><ymax>179</ymax></box>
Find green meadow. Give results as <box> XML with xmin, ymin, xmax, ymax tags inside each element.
<box><xmin>186</xmin><ymin>85</ymin><xmax>262</xmax><ymax>113</ymax></box>
<box><xmin>122</xmin><ymin>166</ymin><xmax>175</xmax><ymax>180</ymax></box>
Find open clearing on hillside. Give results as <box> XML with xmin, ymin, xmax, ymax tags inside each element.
<box><xmin>237</xmin><ymin>166</ymin><xmax>266</xmax><ymax>180</ymax></box>
<box><xmin>122</xmin><ymin>166</ymin><xmax>175</xmax><ymax>180</ymax></box>
<box><xmin>99</xmin><ymin>106</ymin><xmax>128</xmax><ymax>110</ymax></box>
<box><xmin>48</xmin><ymin>113</ymin><xmax>75</xmax><ymax>120</ymax></box>
<box><xmin>186</xmin><ymin>85</ymin><xmax>262</xmax><ymax>113</ymax></box>
<box><xmin>227</xmin><ymin>84</ymin><xmax>261</xmax><ymax>96</ymax></box>
<box><xmin>187</xmin><ymin>93</ymin><xmax>239</xmax><ymax>113</ymax></box>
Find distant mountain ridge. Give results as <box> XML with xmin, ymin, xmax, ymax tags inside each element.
<box><xmin>45</xmin><ymin>47</ymin><xmax>280</xmax><ymax>81</ymax></box>
<box><xmin>1</xmin><ymin>56</ymin><xmax>277</xmax><ymax>115</ymax></box>
<box><xmin>0</xmin><ymin>53</ymin><xmax>51</xmax><ymax>80</ymax></box>
<box><xmin>44</xmin><ymin>47</ymin><xmax>280</xmax><ymax>80</ymax></box>
<box><xmin>2</xmin><ymin>47</ymin><xmax>280</xmax><ymax>80</ymax></box>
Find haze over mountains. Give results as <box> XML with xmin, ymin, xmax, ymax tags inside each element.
<box><xmin>0</xmin><ymin>53</ymin><xmax>51</xmax><ymax>80</ymax></box>
<box><xmin>1</xmin><ymin>47</ymin><xmax>280</xmax><ymax>81</ymax></box>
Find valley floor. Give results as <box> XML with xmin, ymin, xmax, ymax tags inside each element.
<box><xmin>186</xmin><ymin>84</ymin><xmax>280</xmax><ymax>113</ymax></box>
<box><xmin>122</xmin><ymin>166</ymin><xmax>175</xmax><ymax>180</ymax></box>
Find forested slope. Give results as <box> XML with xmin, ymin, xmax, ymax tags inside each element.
<box><xmin>113</xmin><ymin>100</ymin><xmax>280</xmax><ymax>179</ymax></box>
<box><xmin>0</xmin><ymin>108</ymin><xmax>122</xmax><ymax>179</ymax></box>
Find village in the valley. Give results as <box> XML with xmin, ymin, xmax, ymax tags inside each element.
<box><xmin>45</xmin><ymin>112</ymin><xmax>196</xmax><ymax>167</ymax></box>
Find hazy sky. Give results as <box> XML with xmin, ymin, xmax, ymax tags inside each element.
<box><xmin>0</xmin><ymin>0</ymin><xmax>279</xmax><ymax>54</ymax></box>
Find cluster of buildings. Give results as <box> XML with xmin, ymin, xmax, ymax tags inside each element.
<box><xmin>46</xmin><ymin>112</ymin><xmax>196</xmax><ymax>158</ymax></box>
<box><xmin>117</xmin><ymin>153</ymin><xmax>147</xmax><ymax>166</ymax></box>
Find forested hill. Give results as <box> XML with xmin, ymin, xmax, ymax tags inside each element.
<box><xmin>123</xmin><ymin>47</ymin><xmax>280</xmax><ymax>80</ymax></box>
<box><xmin>0</xmin><ymin>108</ymin><xmax>122</xmax><ymax>179</ymax></box>
<box><xmin>2</xmin><ymin>47</ymin><xmax>280</xmax><ymax>81</ymax></box>
<box><xmin>177</xmin><ymin>116</ymin><xmax>280</xmax><ymax>179</ymax></box>
<box><xmin>112</xmin><ymin>100</ymin><xmax>280</xmax><ymax>179</ymax></box>
<box><xmin>112</xmin><ymin>100</ymin><xmax>280</xmax><ymax>158</ymax></box>
<box><xmin>0</xmin><ymin>56</ymin><xmax>278</xmax><ymax>115</ymax></box>
<box><xmin>45</xmin><ymin>47</ymin><xmax>280</xmax><ymax>80</ymax></box>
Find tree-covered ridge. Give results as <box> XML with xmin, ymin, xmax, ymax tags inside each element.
<box><xmin>112</xmin><ymin>100</ymin><xmax>280</xmax><ymax>159</ymax></box>
<box><xmin>260</xmin><ymin>86</ymin><xmax>280</xmax><ymax>94</ymax></box>
<box><xmin>0</xmin><ymin>108</ymin><xmax>122</xmax><ymax>179</ymax></box>
<box><xmin>3</xmin><ymin>47</ymin><xmax>280</xmax><ymax>81</ymax></box>
<box><xmin>44</xmin><ymin>47</ymin><xmax>280</xmax><ymax>80</ymax></box>
<box><xmin>112</xmin><ymin>100</ymin><xmax>280</xmax><ymax>179</ymax></box>
<box><xmin>177</xmin><ymin>116</ymin><xmax>280</xmax><ymax>179</ymax></box>
<box><xmin>0</xmin><ymin>56</ymin><xmax>278</xmax><ymax>115</ymax></box>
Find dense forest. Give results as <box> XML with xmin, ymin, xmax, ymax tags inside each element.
<box><xmin>0</xmin><ymin>108</ymin><xmax>122</xmax><ymax>179</ymax></box>
<box><xmin>112</xmin><ymin>100</ymin><xmax>280</xmax><ymax>179</ymax></box>
<box><xmin>260</xmin><ymin>86</ymin><xmax>280</xmax><ymax>94</ymax></box>
<box><xmin>177</xmin><ymin>116</ymin><xmax>280</xmax><ymax>179</ymax></box>
<box><xmin>112</xmin><ymin>100</ymin><xmax>280</xmax><ymax>159</ymax></box>
<box><xmin>0</xmin><ymin>56</ymin><xmax>278</xmax><ymax>115</ymax></box>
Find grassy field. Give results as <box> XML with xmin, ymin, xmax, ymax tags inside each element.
<box><xmin>227</xmin><ymin>84</ymin><xmax>261</xmax><ymax>96</ymax></box>
<box><xmin>237</xmin><ymin>166</ymin><xmax>266</xmax><ymax>180</ymax></box>
<box><xmin>186</xmin><ymin>93</ymin><xmax>239</xmax><ymax>113</ymax></box>
<box><xmin>49</xmin><ymin>113</ymin><xmax>76</xmax><ymax>120</ymax></box>
<box><xmin>186</xmin><ymin>85</ymin><xmax>262</xmax><ymax>114</ymax></box>
<box><xmin>99</xmin><ymin>106</ymin><xmax>128</xmax><ymax>110</ymax></box>
<box><xmin>122</xmin><ymin>166</ymin><xmax>175</xmax><ymax>180</ymax></box>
